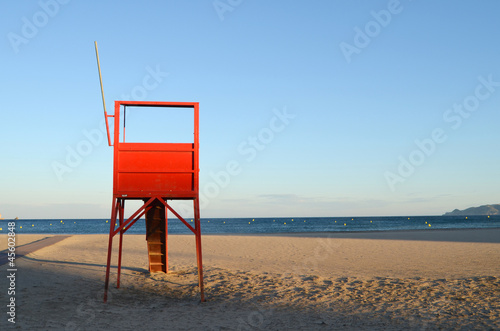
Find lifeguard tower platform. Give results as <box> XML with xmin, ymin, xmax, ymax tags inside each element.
<box><xmin>102</xmin><ymin>100</ymin><xmax>204</xmax><ymax>302</ymax></box>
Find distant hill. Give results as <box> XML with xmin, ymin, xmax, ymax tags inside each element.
<box><xmin>443</xmin><ymin>204</ymin><xmax>500</xmax><ymax>216</ymax></box>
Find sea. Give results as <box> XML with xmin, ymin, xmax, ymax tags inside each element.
<box><xmin>1</xmin><ymin>215</ymin><xmax>500</xmax><ymax>235</ymax></box>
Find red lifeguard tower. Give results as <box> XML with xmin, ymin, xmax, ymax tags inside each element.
<box><xmin>102</xmin><ymin>100</ymin><xmax>204</xmax><ymax>303</ymax></box>
<box><xmin>94</xmin><ymin>42</ymin><xmax>204</xmax><ymax>302</ymax></box>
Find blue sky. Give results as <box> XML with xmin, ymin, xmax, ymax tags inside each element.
<box><xmin>1</xmin><ymin>0</ymin><xmax>499</xmax><ymax>219</ymax></box>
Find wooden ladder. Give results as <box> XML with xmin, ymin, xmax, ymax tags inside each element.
<box><xmin>145</xmin><ymin>200</ymin><xmax>167</xmax><ymax>273</ymax></box>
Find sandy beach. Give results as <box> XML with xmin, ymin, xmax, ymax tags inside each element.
<box><xmin>1</xmin><ymin>229</ymin><xmax>499</xmax><ymax>330</ymax></box>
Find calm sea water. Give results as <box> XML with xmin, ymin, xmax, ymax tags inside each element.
<box><xmin>1</xmin><ymin>215</ymin><xmax>499</xmax><ymax>235</ymax></box>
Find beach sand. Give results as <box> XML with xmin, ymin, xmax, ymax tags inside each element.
<box><xmin>1</xmin><ymin>229</ymin><xmax>499</xmax><ymax>330</ymax></box>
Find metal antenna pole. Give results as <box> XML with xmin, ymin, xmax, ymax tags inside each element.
<box><xmin>94</xmin><ymin>41</ymin><xmax>113</xmax><ymax>146</ymax></box>
<box><xmin>94</xmin><ymin>41</ymin><xmax>107</xmax><ymax>116</ymax></box>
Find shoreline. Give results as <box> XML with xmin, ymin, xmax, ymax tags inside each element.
<box><xmin>2</xmin><ymin>214</ymin><xmax>498</xmax><ymax>220</ymax></box>
<box><xmin>3</xmin><ymin>226</ymin><xmax>500</xmax><ymax>240</ymax></box>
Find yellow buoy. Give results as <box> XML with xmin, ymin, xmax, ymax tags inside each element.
<box><xmin>465</xmin><ymin>217</ymin><xmax>468</xmax><ymax>219</ymax></box>
<box><xmin>32</xmin><ymin>224</ymin><xmax>34</xmax><ymax>227</ymax></box>
<box><xmin>50</xmin><ymin>224</ymin><xmax>52</xmax><ymax>226</ymax></box>
<box><xmin>248</xmin><ymin>222</ymin><xmax>251</xmax><ymax>224</ymax></box>
<box><xmin>252</xmin><ymin>219</ymin><xmax>255</xmax><ymax>222</ymax></box>
<box><xmin>428</xmin><ymin>224</ymin><xmax>431</xmax><ymax>227</ymax></box>
<box><xmin>0</xmin><ymin>228</ymin><xmax>2</xmax><ymax>231</ymax></box>
<box><xmin>284</xmin><ymin>222</ymin><xmax>287</xmax><ymax>225</ymax></box>
<box><xmin>408</xmin><ymin>217</ymin><xmax>410</xmax><ymax>220</ymax></box>
<box><xmin>292</xmin><ymin>219</ymin><xmax>294</xmax><ymax>222</ymax></box>
<box><xmin>20</xmin><ymin>226</ymin><xmax>22</xmax><ymax>229</ymax></box>
<box><xmin>370</xmin><ymin>220</ymin><xmax>372</xmax><ymax>223</ymax></box>
<box><xmin>106</xmin><ymin>220</ymin><xmax>108</xmax><ymax>223</ymax></box>
<box><xmin>344</xmin><ymin>223</ymin><xmax>346</xmax><ymax>226</ymax></box>
<box><xmin>488</xmin><ymin>216</ymin><xmax>490</xmax><ymax>218</ymax></box>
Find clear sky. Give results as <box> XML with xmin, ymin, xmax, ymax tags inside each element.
<box><xmin>1</xmin><ymin>0</ymin><xmax>499</xmax><ymax>219</ymax></box>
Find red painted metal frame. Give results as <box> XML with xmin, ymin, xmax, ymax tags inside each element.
<box><xmin>103</xmin><ymin>101</ymin><xmax>204</xmax><ymax>303</ymax></box>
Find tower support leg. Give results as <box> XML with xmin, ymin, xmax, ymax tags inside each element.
<box><xmin>104</xmin><ymin>198</ymin><xmax>118</xmax><ymax>303</ymax></box>
<box><xmin>194</xmin><ymin>198</ymin><xmax>205</xmax><ymax>302</ymax></box>
<box><xmin>117</xmin><ymin>199</ymin><xmax>125</xmax><ymax>288</ymax></box>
